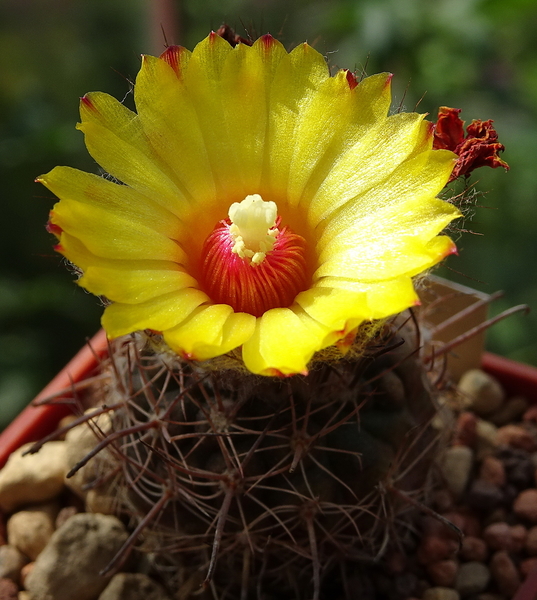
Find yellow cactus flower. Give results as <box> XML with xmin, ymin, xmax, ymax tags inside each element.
<box><xmin>40</xmin><ymin>33</ymin><xmax>460</xmax><ymax>376</ymax></box>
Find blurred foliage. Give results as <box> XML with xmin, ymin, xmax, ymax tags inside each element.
<box><xmin>1</xmin><ymin>0</ymin><xmax>535</xmax><ymax>428</ymax></box>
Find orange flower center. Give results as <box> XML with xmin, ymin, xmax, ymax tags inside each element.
<box><xmin>200</xmin><ymin>195</ymin><xmax>309</xmax><ymax>317</ymax></box>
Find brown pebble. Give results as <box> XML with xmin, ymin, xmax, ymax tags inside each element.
<box><xmin>0</xmin><ymin>577</ymin><xmax>18</xmax><ymax>599</ymax></box>
<box><xmin>520</xmin><ymin>557</ymin><xmax>537</xmax><ymax>579</ymax></box>
<box><xmin>496</xmin><ymin>424</ymin><xmax>537</xmax><ymax>452</ymax></box>
<box><xmin>55</xmin><ymin>506</ymin><xmax>78</xmax><ymax>530</ymax></box>
<box><xmin>483</xmin><ymin>522</ymin><xmax>514</xmax><ymax>551</ymax></box>
<box><xmin>511</xmin><ymin>524</ymin><xmax>528</xmax><ymax>552</ymax></box>
<box><xmin>460</xmin><ymin>536</ymin><xmax>488</xmax><ymax>562</ymax></box>
<box><xmin>417</xmin><ymin>535</ymin><xmax>459</xmax><ymax>565</ymax></box>
<box><xmin>19</xmin><ymin>562</ymin><xmax>34</xmax><ymax>589</ymax></box>
<box><xmin>489</xmin><ymin>396</ymin><xmax>529</xmax><ymax>426</ymax></box>
<box><xmin>479</xmin><ymin>456</ymin><xmax>506</xmax><ymax>487</ymax></box>
<box><xmin>427</xmin><ymin>560</ymin><xmax>458</xmax><ymax>587</ymax></box>
<box><xmin>454</xmin><ymin>412</ymin><xmax>478</xmax><ymax>447</ymax></box>
<box><xmin>489</xmin><ymin>550</ymin><xmax>521</xmax><ymax>597</ymax></box>
<box><xmin>467</xmin><ymin>479</ymin><xmax>504</xmax><ymax>510</ymax></box>
<box><xmin>514</xmin><ymin>489</ymin><xmax>537</xmax><ymax>522</ymax></box>
<box><xmin>526</xmin><ymin>526</ymin><xmax>537</xmax><ymax>555</ymax></box>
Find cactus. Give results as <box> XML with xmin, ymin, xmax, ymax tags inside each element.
<box><xmin>67</xmin><ymin>314</ymin><xmax>447</xmax><ymax>599</ymax></box>
<box><xmin>35</xmin><ymin>27</ymin><xmax>511</xmax><ymax>600</ymax></box>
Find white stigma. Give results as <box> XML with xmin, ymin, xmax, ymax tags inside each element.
<box><xmin>228</xmin><ymin>194</ymin><xmax>279</xmax><ymax>265</ymax></box>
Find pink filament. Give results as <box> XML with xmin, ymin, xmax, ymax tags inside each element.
<box><xmin>200</xmin><ymin>219</ymin><xmax>309</xmax><ymax>317</ymax></box>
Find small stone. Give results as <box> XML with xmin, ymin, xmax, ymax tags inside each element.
<box><xmin>475</xmin><ymin>420</ymin><xmax>499</xmax><ymax>459</ymax></box>
<box><xmin>426</xmin><ymin>560</ymin><xmax>458</xmax><ymax>587</ymax></box>
<box><xmin>0</xmin><ymin>443</ymin><xmax>68</xmax><ymax>513</ymax></box>
<box><xmin>0</xmin><ymin>545</ymin><xmax>28</xmax><ymax>581</ymax></box>
<box><xmin>496</xmin><ymin>424</ymin><xmax>537</xmax><ymax>452</ymax></box>
<box><xmin>479</xmin><ymin>456</ymin><xmax>506</xmax><ymax>487</ymax></box>
<box><xmin>489</xmin><ymin>550</ymin><xmax>521</xmax><ymax>597</ymax></box>
<box><xmin>458</xmin><ymin>369</ymin><xmax>504</xmax><ymax>416</ymax></box>
<box><xmin>454</xmin><ymin>412</ymin><xmax>478</xmax><ymax>447</ymax></box>
<box><xmin>18</xmin><ymin>591</ymin><xmax>32</xmax><ymax>600</ymax></box>
<box><xmin>64</xmin><ymin>413</ymin><xmax>113</xmax><ymax>499</ymax></box>
<box><xmin>514</xmin><ymin>489</ymin><xmax>537</xmax><ymax>522</ymax></box>
<box><xmin>526</xmin><ymin>526</ymin><xmax>537</xmax><ymax>555</ymax></box>
<box><xmin>454</xmin><ymin>561</ymin><xmax>490</xmax><ymax>596</ymax></box>
<box><xmin>475</xmin><ymin>595</ymin><xmax>503</xmax><ymax>600</ymax></box>
<box><xmin>417</xmin><ymin>535</ymin><xmax>459</xmax><ymax>566</ymax></box>
<box><xmin>7</xmin><ymin>504</ymin><xmax>56</xmax><ymax>560</ymax></box>
<box><xmin>441</xmin><ymin>446</ymin><xmax>474</xmax><ymax>498</ymax></box>
<box><xmin>24</xmin><ymin>513</ymin><xmax>129</xmax><ymax>600</ymax></box>
<box><xmin>489</xmin><ymin>396</ymin><xmax>529</xmax><ymax>426</ymax></box>
<box><xmin>422</xmin><ymin>587</ymin><xmax>460</xmax><ymax>600</ymax></box>
<box><xmin>97</xmin><ymin>573</ymin><xmax>171</xmax><ymax>600</ymax></box>
<box><xmin>482</xmin><ymin>522</ymin><xmax>514</xmax><ymax>551</ymax></box>
<box><xmin>54</xmin><ymin>506</ymin><xmax>78</xmax><ymax>530</ymax></box>
<box><xmin>19</xmin><ymin>562</ymin><xmax>34</xmax><ymax>589</ymax></box>
<box><xmin>460</xmin><ymin>536</ymin><xmax>488</xmax><ymax>562</ymax></box>
<box><xmin>0</xmin><ymin>578</ymin><xmax>18</xmax><ymax>599</ymax></box>
<box><xmin>466</xmin><ymin>479</ymin><xmax>503</xmax><ymax>511</ymax></box>
<box><xmin>520</xmin><ymin>557</ymin><xmax>537</xmax><ymax>578</ymax></box>
<box><xmin>510</xmin><ymin>524</ymin><xmax>527</xmax><ymax>552</ymax></box>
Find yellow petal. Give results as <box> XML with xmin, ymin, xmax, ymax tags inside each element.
<box><xmin>164</xmin><ymin>304</ymin><xmax>256</xmax><ymax>361</ymax></box>
<box><xmin>50</xmin><ymin>200</ymin><xmax>184</xmax><ymax>263</ymax></box>
<box><xmin>39</xmin><ymin>166</ymin><xmax>183</xmax><ymax>238</ymax></box>
<box><xmin>102</xmin><ymin>288</ymin><xmax>208</xmax><ymax>338</ymax></box>
<box><xmin>286</xmin><ymin>71</ymin><xmax>393</xmax><ymax>211</ymax></box>
<box><xmin>317</xmin><ymin>276</ymin><xmax>420</xmax><ymax>319</ymax></box>
<box><xmin>78</xmin><ymin>91</ymin><xmax>188</xmax><ymax>216</ymax></box>
<box><xmin>241</xmin><ymin>308</ymin><xmax>332</xmax><ymax>376</ymax></box>
<box><xmin>261</xmin><ymin>42</ymin><xmax>329</xmax><ymax>201</ymax></box>
<box><xmin>134</xmin><ymin>52</ymin><xmax>217</xmax><ymax>207</ymax></box>
<box><xmin>316</xmin><ymin>196</ymin><xmax>460</xmax><ymax>281</ymax></box>
<box><xmin>295</xmin><ymin>286</ymin><xmax>368</xmax><ymax>332</ymax></box>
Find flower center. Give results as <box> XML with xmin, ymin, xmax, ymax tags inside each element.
<box><xmin>200</xmin><ymin>195</ymin><xmax>309</xmax><ymax>317</ymax></box>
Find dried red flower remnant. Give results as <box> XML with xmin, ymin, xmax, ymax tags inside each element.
<box><xmin>433</xmin><ymin>106</ymin><xmax>509</xmax><ymax>182</ymax></box>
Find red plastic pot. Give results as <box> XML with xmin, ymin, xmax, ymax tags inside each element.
<box><xmin>0</xmin><ymin>329</ymin><xmax>109</xmax><ymax>469</ymax></box>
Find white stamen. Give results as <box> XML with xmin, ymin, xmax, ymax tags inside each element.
<box><xmin>229</xmin><ymin>194</ymin><xmax>279</xmax><ymax>264</ymax></box>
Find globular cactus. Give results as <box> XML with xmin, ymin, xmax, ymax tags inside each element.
<box><xmin>35</xmin><ymin>26</ymin><xmax>510</xmax><ymax>600</ymax></box>
<box><xmin>72</xmin><ymin>315</ymin><xmax>446</xmax><ymax>600</ymax></box>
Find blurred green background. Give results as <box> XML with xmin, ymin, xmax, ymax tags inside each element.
<box><xmin>1</xmin><ymin>0</ymin><xmax>536</xmax><ymax>428</ymax></box>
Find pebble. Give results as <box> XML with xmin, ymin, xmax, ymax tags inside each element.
<box><xmin>6</xmin><ymin>504</ymin><xmax>57</xmax><ymax>561</ymax></box>
<box><xmin>475</xmin><ymin>420</ymin><xmax>499</xmax><ymax>459</ymax></box>
<box><xmin>510</xmin><ymin>523</ymin><xmax>528</xmax><ymax>552</ymax></box>
<box><xmin>526</xmin><ymin>525</ymin><xmax>537</xmax><ymax>555</ymax></box>
<box><xmin>458</xmin><ymin>369</ymin><xmax>504</xmax><ymax>416</ymax></box>
<box><xmin>427</xmin><ymin>560</ymin><xmax>458</xmax><ymax>587</ymax></box>
<box><xmin>489</xmin><ymin>396</ymin><xmax>529</xmax><ymax>426</ymax></box>
<box><xmin>466</xmin><ymin>480</ymin><xmax>503</xmax><ymax>511</ymax></box>
<box><xmin>97</xmin><ymin>573</ymin><xmax>172</xmax><ymax>600</ymax></box>
<box><xmin>482</xmin><ymin>522</ymin><xmax>514</xmax><ymax>551</ymax></box>
<box><xmin>454</xmin><ymin>561</ymin><xmax>490</xmax><ymax>596</ymax></box>
<box><xmin>64</xmin><ymin>414</ymin><xmax>112</xmax><ymax>500</ymax></box>
<box><xmin>0</xmin><ymin>443</ymin><xmax>68</xmax><ymax>513</ymax></box>
<box><xmin>496</xmin><ymin>424</ymin><xmax>537</xmax><ymax>452</ymax></box>
<box><xmin>0</xmin><ymin>545</ymin><xmax>28</xmax><ymax>581</ymax></box>
<box><xmin>422</xmin><ymin>587</ymin><xmax>460</xmax><ymax>600</ymax></box>
<box><xmin>460</xmin><ymin>536</ymin><xmax>488</xmax><ymax>562</ymax></box>
<box><xmin>24</xmin><ymin>513</ymin><xmax>129</xmax><ymax>600</ymax></box>
<box><xmin>489</xmin><ymin>550</ymin><xmax>521</xmax><ymax>597</ymax></box>
<box><xmin>514</xmin><ymin>488</ymin><xmax>537</xmax><ymax>522</ymax></box>
<box><xmin>454</xmin><ymin>412</ymin><xmax>478</xmax><ymax>447</ymax></box>
<box><xmin>520</xmin><ymin>556</ymin><xmax>537</xmax><ymax>578</ymax></box>
<box><xmin>0</xmin><ymin>578</ymin><xmax>18</xmax><ymax>599</ymax></box>
<box><xmin>478</xmin><ymin>456</ymin><xmax>505</xmax><ymax>487</ymax></box>
<box><xmin>441</xmin><ymin>446</ymin><xmax>474</xmax><ymax>498</ymax></box>
<box><xmin>417</xmin><ymin>535</ymin><xmax>459</xmax><ymax>566</ymax></box>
